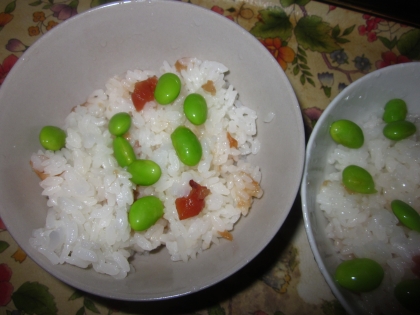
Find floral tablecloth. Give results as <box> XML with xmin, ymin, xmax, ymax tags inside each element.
<box><xmin>1</xmin><ymin>0</ymin><xmax>419</xmax><ymax>314</ymax></box>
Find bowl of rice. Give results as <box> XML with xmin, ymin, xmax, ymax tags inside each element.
<box><xmin>302</xmin><ymin>62</ymin><xmax>420</xmax><ymax>315</ymax></box>
<box><xmin>0</xmin><ymin>0</ymin><xmax>305</xmax><ymax>300</ymax></box>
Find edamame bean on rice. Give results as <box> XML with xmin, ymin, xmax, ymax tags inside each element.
<box><xmin>29</xmin><ymin>58</ymin><xmax>263</xmax><ymax>279</ymax></box>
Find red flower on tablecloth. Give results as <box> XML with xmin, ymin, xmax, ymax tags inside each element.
<box><xmin>0</xmin><ymin>54</ymin><xmax>18</xmax><ymax>85</ymax></box>
<box><xmin>364</xmin><ymin>16</ymin><xmax>382</xmax><ymax>30</ymax></box>
<box><xmin>366</xmin><ymin>31</ymin><xmax>377</xmax><ymax>42</ymax></box>
<box><xmin>50</xmin><ymin>1</ymin><xmax>78</xmax><ymax>21</ymax></box>
<box><xmin>259</xmin><ymin>37</ymin><xmax>295</xmax><ymax>71</ymax></box>
<box><xmin>211</xmin><ymin>5</ymin><xmax>234</xmax><ymax>21</ymax></box>
<box><xmin>358</xmin><ymin>15</ymin><xmax>383</xmax><ymax>42</ymax></box>
<box><xmin>358</xmin><ymin>25</ymin><xmax>367</xmax><ymax>35</ymax></box>
<box><xmin>358</xmin><ymin>26</ymin><xmax>377</xmax><ymax>42</ymax></box>
<box><xmin>375</xmin><ymin>51</ymin><xmax>411</xmax><ymax>69</ymax></box>
<box><xmin>0</xmin><ymin>263</ymin><xmax>13</xmax><ymax>306</ymax></box>
<box><xmin>0</xmin><ymin>218</ymin><xmax>6</xmax><ymax>230</ymax></box>
<box><xmin>328</xmin><ymin>5</ymin><xmax>336</xmax><ymax>13</ymax></box>
<box><xmin>0</xmin><ymin>12</ymin><xmax>13</xmax><ymax>30</ymax></box>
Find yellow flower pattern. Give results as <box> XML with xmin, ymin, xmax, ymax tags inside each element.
<box><xmin>11</xmin><ymin>247</ymin><xmax>27</xmax><ymax>263</ymax></box>
<box><xmin>28</xmin><ymin>25</ymin><xmax>40</xmax><ymax>36</ymax></box>
<box><xmin>46</xmin><ymin>20</ymin><xmax>58</xmax><ymax>31</ymax></box>
<box><xmin>32</xmin><ymin>11</ymin><xmax>45</xmax><ymax>22</ymax></box>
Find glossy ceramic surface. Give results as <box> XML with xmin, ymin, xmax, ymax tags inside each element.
<box><xmin>0</xmin><ymin>0</ymin><xmax>304</xmax><ymax>301</ymax></box>
<box><xmin>301</xmin><ymin>62</ymin><xmax>420</xmax><ymax>315</ymax></box>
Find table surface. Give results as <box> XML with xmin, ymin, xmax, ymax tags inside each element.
<box><xmin>1</xmin><ymin>0</ymin><xmax>419</xmax><ymax>314</ymax></box>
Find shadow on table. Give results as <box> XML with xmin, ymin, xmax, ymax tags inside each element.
<box><xmin>89</xmin><ymin>195</ymin><xmax>304</xmax><ymax>314</ymax></box>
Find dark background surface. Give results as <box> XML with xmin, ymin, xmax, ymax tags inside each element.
<box><xmin>316</xmin><ymin>0</ymin><xmax>420</xmax><ymax>27</ymax></box>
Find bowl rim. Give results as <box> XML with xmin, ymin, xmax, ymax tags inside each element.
<box><xmin>0</xmin><ymin>0</ymin><xmax>306</xmax><ymax>301</ymax></box>
<box><xmin>301</xmin><ymin>62</ymin><xmax>420</xmax><ymax>315</ymax></box>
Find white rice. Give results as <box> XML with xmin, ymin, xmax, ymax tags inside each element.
<box><xmin>30</xmin><ymin>58</ymin><xmax>263</xmax><ymax>279</ymax></box>
<box><xmin>317</xmin><ymin>112</ymin><xmax>420</xmax><ymax>314</ymax></box>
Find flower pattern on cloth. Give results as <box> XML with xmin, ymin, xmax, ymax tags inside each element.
<box><xmin>0</xmin><ymin>0</ymin><xmax>420</xmax><ymax>314</ymax></box>
<box><xmin>259</xmin><ymin>37</ymin><xmax>295</xmax><ymax>71</ymax></box>
<box><xmin>0</xmin><ymin>264</ymin><xmax>13</xmax><ymax>306</ymax></box>
<box><xmin>0</xmin><ymin>54</ymin><xmax>18</xmax><ymax>84</ymax></box>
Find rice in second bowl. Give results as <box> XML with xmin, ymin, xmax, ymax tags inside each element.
<box><xmin>317</xmin><ymin>110</ymin><xmax>420</xmax><ymax>314</ymax></box>
<box><xmin>29</xmin><ymin>58</ymin><xmax>263</xmax><ymax>279</ymax></box>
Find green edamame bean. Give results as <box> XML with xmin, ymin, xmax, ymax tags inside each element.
<box><xmin>383</xmin><ymin>120</ymin><xmax>416</xmax><ymax>141</ymax></box>
<box><xmin>330</xmin><ymin>119</ymin><xmax>364</xmax><ymax>149</ymax></box>
<box><xmin>113</xmin><ymin>137</ymin><xmax>136</xmax><ymax>167</ymax></box>
<box><xmin>39</xmin><ymin>126</ymin><xmax>66</xmax><ymax>151</ymax></box>
<box><xmin>383</xmin><ymin>98</ymin><xmax>407</xmax><ymax>123</ymax></box>
<box><xmin>108</xmin><ymin>112</ymin><xmax>131</xmax><ymax>136</ymax></box>
<box><xmin>127</xmin><ymin>159</ymin><xmax>161</xmax><ymax>186</ymax></box>
<box><xmin>391</xmin><ymin>200</ymin><xmax>420</xmax><ymax>232</ymax></box>
<box><xmin>342</xmin><ymin>165</ymin><xmax>377</xmax><ymax>194</ymax></box>
<box><xmin>334</xmin><ymin>258</ymin><xmax>384</xmax><ymax>292</ymax></box>
<box><xmin>171</xmin><ymin>126</ymin><xmax>202</xmax><ymax>166</ymax></box>
<box><xmin>394</xmin><ymin>279</ymin><xmax>420</xmax><ymax>313</ymax></box>
<box><xmin>154</xmin><ymin>73</ymin><xmax>181</xmax><ymax>105</ymax></box>
<box><xmin>183</xmin><ymin>93</ymin><xmax>208</xmax><ymax>125</ymax></box>
<box><xmin>128</xmin><ymin>196</ymin><xmax>164</xmax><ymax>231</ymax></box>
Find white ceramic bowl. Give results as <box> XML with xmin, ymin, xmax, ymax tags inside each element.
<box><xmin>0</xmin><ymin>0</ymin><xmax>304</xmax><ymax>300</ymax></box>
<box><xmin>301</xmin><ymin>62</ymin><xmax>420</xmax><ymax>315</ymax></box>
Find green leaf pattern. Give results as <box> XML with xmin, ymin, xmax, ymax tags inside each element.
<box><xmin>249</xmin><ymin>8</ymin><xmax>292</xmax><ymax>40</ymax></box>
<box><xmin>0</xmin><ymin>240</ymin><xmax>10</xmax><ymax>253</ymax></box>
<box><xmin>246</xmin><ymin>1</ymin><xmax>419</xmax><ymax>108</ymax></box>
<box><xmin>11</xmin><ymin>282</ymin><xmax>58</xmax><ymax>315</ymax></box>
<box><xmin>294</xmin><ymin>16</ymin><xmax>341</xmax><ymax>53</ymax></box>
<box><xmin>84</xmin><ymin>298</ymin><xmax>100</xmax><ymax>314</ymax></box>
<box><xmin>397</xmin><ymin>29</ymin><xmax>420</xmax><ymax>59</ymax></box>
<box><xmin>4</xmin><ymin>0</ymin><xmax>16</xmax><ymax>13</ymax></box>
<box><xmin>280</xmin><ymin>0</ymin><xmax>310</xmax><ymax>6</ymax></box>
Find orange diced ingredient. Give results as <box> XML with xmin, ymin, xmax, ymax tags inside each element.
<box><xmin>131</xmin><ymin>76</ymin><xmax>158</xmax><ymax>111</ymax></box>
<box><xmin>227</xmin><ymin>132</ymin><xmax>238</xmax><ymax>148</ymax></box>
<box><xmin>175</xmin><ymin>180</ymin><xmax>210</xmax><ymax>220</ymax></box>
<box><xmin>29</xmin><ymin>161</ymin><xmax>49</xmax><ymax>180</ymax></box>
<box><xmin>218</xmin><ymin>230</ymin><xmax>233</xmax><ymax>241</ymax></box>
<box><xmin>175</xmin><ymin>60</ymin><xmax>187</xmax><ymax>72</ymax></box>
<box><xmin>201</xmin><ymin>80</ymin><xmax>216</xmax><ymax>96</ymax></box>
<box><xmin>236</xmin><ymin>173</ymin><xmax>262</xmax><ymax>210</ymax></box>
